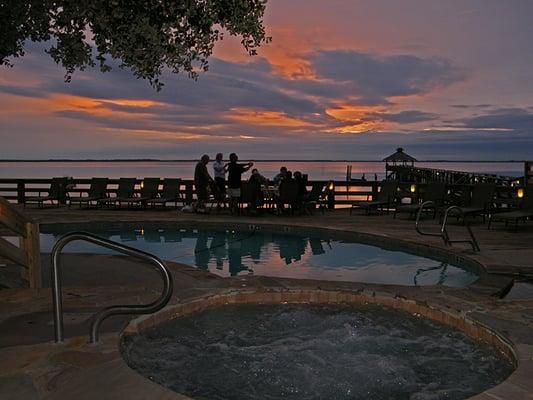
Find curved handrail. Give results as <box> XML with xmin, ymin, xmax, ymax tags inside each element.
<box><xmin>415</xmin><ymin>201</ymin><xmax>441</xmax><ymax>237</ymax></box>
<box><xmin>441</xmin><ymin>206</ymin><xmax>480</xmax><ymax>252</ymax></box>
<box><xmin>51</xmin><ymin>231</ymin><xmax>173</xmax><ymax>343</ymax></box>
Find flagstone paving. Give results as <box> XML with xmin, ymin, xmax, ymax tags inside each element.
<box><xmin>1</xmin><ymin>207</ymin><xmax>532</xmax><ymax>399</ymax></box>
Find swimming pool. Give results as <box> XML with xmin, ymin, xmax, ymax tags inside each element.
<box><xmin>40</xmin><ymin>222</ymin><xmax>478</xmax><ymax>287</ymax></box>
<box><xmin>122</xmin><ymin>303</ymin><xmax>513</xmax><ymax>400</ymax></box>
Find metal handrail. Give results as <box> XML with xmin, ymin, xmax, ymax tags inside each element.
<box><xmin>415</xmin><ymin>201</ymin><xmax>441</xmax><ymax>237</ymax></box>
<box><xmin>51</xmin><ymin>231</ymin><xmax>173</xmax><ymax>344</ymax></box>
<box><xmin>415</xmin><ymin>202</ymin><xmax>480</xmax><ymax>252</ymax></box>
<box><xmin>441</xmin><ymin>206</ymin><xmax>480</xmax><ymax>252</ymax></box>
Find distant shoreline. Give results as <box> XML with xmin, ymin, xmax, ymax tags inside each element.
<box><xmin>0</xmin><ymin>159</ymin><xmax>527</xmax><ymax>163</ymax></box>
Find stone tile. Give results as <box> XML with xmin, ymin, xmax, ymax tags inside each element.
<box><xmin>506</xmin><ymin>360</ymin><xmax>533</xmax><ymax>391</ymax></box>
<box><xmin>2</xmin><ymin>208</ymin><xmax>533</xmax><ymax>398</ymax></box>
<box><xmin>515</xmin><ymin>344</ymin><xmax>533</xmax><ymax>361</ymax></box>
<box><xmin>49</xmin><ymin>350</ymin><xmax>117</xmax><ymax>368</ymax></box>
<box><xmin>484</xmin><ymin>381</ymin><xmax>533</xmax><ymax>399</ymax></box>
<box><xmin>0</xmin><ymin>374</ymin><xmax>39</xmax><ymax>400</ymax></box>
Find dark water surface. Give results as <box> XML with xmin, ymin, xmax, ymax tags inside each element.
<box><xmin>123</xmin><ymin>304</ymin><xmax>513</xmax><ymax>400</ymax></box>
<box><xmin>0</xmin><ymin>160</ymin><xmax>523</xmax><ymax>181</ymax></box>
<box><xmin>40</xmin><ymin>223</ymin><xmax>478</xmax><ymax>286</ymax></box>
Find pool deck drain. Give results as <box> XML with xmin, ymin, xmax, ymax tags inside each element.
<box><xmin>1</xmin><ymin>208</ymin><xmax>533</xmax><ymax>399</ymax></box>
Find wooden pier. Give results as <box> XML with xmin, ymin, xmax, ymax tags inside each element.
<box><xmin>385</xmin><ymin>165</ymin><xmax>520</xmax><ymax>186</ymax></box>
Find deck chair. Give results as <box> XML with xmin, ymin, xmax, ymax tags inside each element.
<box><xmin>304</xmin><ymin>182</ymin><xmax>326</xmax><ymax>215</ymax></box>
<box><xmin>446</xmin><ymin>183</ymin><xmax>495</xmax><ymax>222</ymax></box>
<box><xmin>350</xmin><ymin>180</ymin><xmax>398</xmax><ymax>215</ymax></box>
<box><xmin>24</xmin><ymin>177</ymin><xmax>68</xmax><ymax>208</ymax></box>
<box><xmin>394</xmin><ymin>182</ymin><xmax>446</xmax><ymax>219</ymax></box>
<box><xmin>239</xmin><ymin>182</ymin><xmax>256</xmax><ymax>213</ymax></box>
<box><xmin>98</xmin><ymin>178</ymin><xmax>136</xmax><ymax>208</ymax></box>
<box><xmin>278</xmin><ymin>180</ymin><xmax>300</xmax><ymax>214</ymax></box>
<box><xmin>146</xmin><ymin>178</ymin><xmax>183</xmax><ymax>209</ymax></box>
<box><xmin>69</xmin><ymin>178</ymin><xmax>108</xmax><ymax>208</ymax></box>
<box><xmin>123</xmin><ymin>177</ymin><xmax>160</xmax><ymax>209</ymax></box>
<box><xmin>488</xmin><ymin>185</ymin><xmax>533</xmax><ymax>230</ymax></box>
<box><xmin>143</xmin><ymin>227</ymin><xmax>162</xmax><ymax>243</ymax></box>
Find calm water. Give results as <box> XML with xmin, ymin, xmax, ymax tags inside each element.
<box><xmin>40</xmin><ymin>223</ymin><xmax>478</xmax><ymax>286</ymax></box>
<box><xmin>123</xmin><ymin>304</ymin><xmax>513</xmax><ymax>400</ymax></box>
<box><xmin>0</xmin><ymin>161</ymin><xmax>523</xmax><ymax>181</ymax></box>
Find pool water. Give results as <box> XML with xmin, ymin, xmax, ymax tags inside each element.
<box><xmin>122</xmin><ymin>304</ymin><xmax>513</xmax><ymax>400</ymax></box>
<box><xmin>40</xmin><ymin>223</ymin><xmax>478</xmax><ymax>287</ymax></box>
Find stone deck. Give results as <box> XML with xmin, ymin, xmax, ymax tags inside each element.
<box><xmin>1</xmin><ymin>207</ymin><xmax>532</xmax><ymax>399</ymax></box>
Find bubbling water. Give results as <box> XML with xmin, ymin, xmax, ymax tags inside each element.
<box><xmin>122</xmin><ymin>304</ymin><xmax>513</xmax><ymax>400</ymax></box>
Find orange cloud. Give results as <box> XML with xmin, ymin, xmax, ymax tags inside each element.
<box><xmin>214</xmin><ymin>26</ymin><xmax>326</xmax><ymax>79</ymax></box>
<box><xmin>326</xmin><ymin>104</ymin><xmax>382</xmax><ymax>122</ymax></box>
<box><xmin>328</xmin><ymin>122</ymin><xmax>383</xmax><ymax>134</ymax></box>
<box><xmin>325</xmin><ymin>104</ymin><xmax>386</xmax><ymax>133</ymax></box>
<box><xmin>0</xmin><ymin>92</ymin><xmax>164</xmax><ymax>120</ymax></box>
<box><xmin>50</xmin><ymin>95</ymin><xmax>164</xmax><ymax>118</ymax></box>
<box><xmin>226</xmin><ymin>107</ymin><xmax>316</xmax><ymax>128</ymax></box>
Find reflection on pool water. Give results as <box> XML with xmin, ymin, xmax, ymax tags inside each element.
<box><xmin>40</xmin><ymin>223</ymin><xmax>478</xmax><ymax>287</ymax></box>
<box><xmin>122</xmin><ymin>304</ymin><xmax>513</xmax><ymax>400</ymax></box>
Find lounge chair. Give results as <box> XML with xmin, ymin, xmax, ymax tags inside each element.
<box><xmin>146</xmin><ymin>179</ymin><xmax>183</xmax><ymax>209</ymax></box>
<box><xmin>350</xmin><ymin>180</ymin><xmax>398</xmax><ymax>215</ymax></box>
<box><xmin>488</xmin><ymin>185</ymin><xmax>533</xmax><ymax>230</ymax></box>
<box><xmin>98</xmin><ymin>178</ymin><xmax>136</xmax><ymax>208</ymax></box>
<box><xmin>236</xmin><ymin>181</ymin><xmax>257</xmax><ymax>214</ymax></box>
<box><xmin>394</xmin><ymin>182</ymin><xmax>446</xmax><ymax>219</ymax></box>
<box><xmin>445</xmin><ymin>183</ymin><xmax>495</xmax><ymax>222</ymax></box>
<box><xmin>277</xmin><ymin>180</ymin><xmax>300</xmax><ymax>214</ymax></box>
<box><xmin>24</xmin><ymin>177</ymin><xmax>68</xmax><ymax>208</ymax></box>
<box><xmin>68</xmin><ymin>177</ymin><xmax>108</xmax><ymax>208</ymax></box>
<box><xmin>122</xmin><ymin>177</ymin><xmax>161</xmax><ymax>209</ymax></box>
<box><xmin>304</xmin><ymin>182</ymin><xmax>326</xmax><ymax>215</ymax></box>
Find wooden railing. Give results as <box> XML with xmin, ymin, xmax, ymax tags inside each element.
<box><xmin>386</xmin><ymin>164</ymin><xmax>520</xmax><ymax>186</ymax></box>
<box><xmin>0</xmin><ymin>177</ymin><xmax>520</xmax><ymax>209</ymax></box>
<box><xmin>0</xmin><ymin>196</ymin><xmax>41</xmax><ymax>288</ymax></box>
<box><xmin>0</xmin><ymin>178</ymin><xmax>383</xmax><ymax>207</ymax></box>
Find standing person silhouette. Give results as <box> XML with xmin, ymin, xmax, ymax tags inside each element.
<box><xmin>212</xmin><ymin>153</ymin><xmax>226</xmax><ymax>196</ymax></box>
<box><xmin>227</xmin><ymin>153</ymin><xmax>253</xmax><ymax>214</ymax></box>
<box><xmin>193</xmin><ymin>154</ymin><xmax>213</xmax><ymax>213</ymax></box>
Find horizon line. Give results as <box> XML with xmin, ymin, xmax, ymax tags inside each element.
<box><xmin>0</xmin><ymin>158</ymin><xmax>528</xmax><ymax>163</ymax></box>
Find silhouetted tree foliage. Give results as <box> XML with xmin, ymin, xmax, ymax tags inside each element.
<box><xmin>0</xmin><ymin>0</ymin><xmax>269</xmax><ymax>89</ymax></box>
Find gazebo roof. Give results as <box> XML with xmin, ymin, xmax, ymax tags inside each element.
<box><xmin>383</xmin><ymin>148</ymin><xmax>417</xmax><ymax>163</ymax></box>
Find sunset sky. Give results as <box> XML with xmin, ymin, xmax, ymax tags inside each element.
<box><xmin>1</xmin><ymin>0</ymin><xmax>532</xmax><ymax>160</ymax></box>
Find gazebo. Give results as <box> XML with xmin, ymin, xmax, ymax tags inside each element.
<box><xmin>383</xmin><ymin>148</ymin><xmax>417</xmax><ymax>166</ymax></box>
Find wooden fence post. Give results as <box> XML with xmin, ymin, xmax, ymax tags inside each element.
<box><xmin>185</xmin><ymin>181</ymin><xmax>194</xmax><ymax>205</ymax></box>
<box><xmin>17</xmin><ymin>181</ymin><xmax>25</xmax><ymax>204</ymax></box>
<box><xmin>20</xmin><ymin>222</ymin><xmax>43</xmax><ymax>289</ymax></box>
<box><xmin>1</xmin><ymin>195</ymin><xmax>42</xmax><ymax>289</ymax></box>
<box><xmin>21</xmin><ymin>222</ymin><xmax>42</xmax><ymax>289</ymax></box>
<box><xmin>371</xmin><ymin>182</ymin><xmax>379</xmax><ymax>201</ymax></box>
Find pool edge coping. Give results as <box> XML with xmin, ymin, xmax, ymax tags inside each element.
<box><xmin>39</xmin><ymin>219</ymin><xmax>511</xmax><ymax>294</ymax></box>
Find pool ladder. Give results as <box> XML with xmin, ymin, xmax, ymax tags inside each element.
<box><xmin>415</xmin><ymin>201</ymin><xmax>480</xmax><ymax>252</ymax></box>
<box><xmin>51</xmin><ymin>232</ymin><xmax>173</xmax><ymax>344</ymax></box>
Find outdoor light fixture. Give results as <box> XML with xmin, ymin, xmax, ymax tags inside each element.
<box><xmin>517</xmin><ymin>188</ymin><xmax>524</xmax><ymax>199</ymax></box>
<box><xmin>140</xmin><ymin>181</ymin><xmax>144</xmax><ymax>189</ymax></box>
<box><xmin>328</xmin><ymin>181</ymin><xmax>335</xmax><ymax>191</ymax></box>
<box><xmin>410</xmin><ymin>184</ymin><xmax>416</xmax><ymax>193</ymax></box>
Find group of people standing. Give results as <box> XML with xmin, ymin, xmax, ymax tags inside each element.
<box><xmin>194</xmin><ymin>153</ymin><xmax>254</xmax><ymax>213</ymax></box>
<box><xmin>193</xmin><ymin>154</ymin><xmax>309</xmax><ymax>214</ymax></box>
